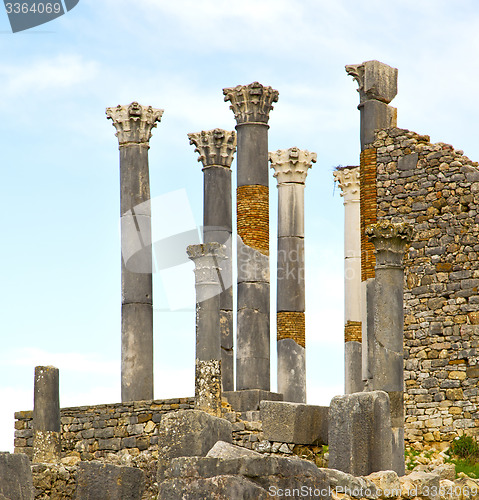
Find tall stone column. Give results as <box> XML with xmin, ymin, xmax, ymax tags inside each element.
<box><xmin>346</xmin><ymin>60</ymin><xmax>399</xmax><ymax>388</ymax></box>
<box><xmin>188</xmin><ymin>129</ymin><xmax>236</xmax><ymax>391</ymax></box>
<box><xmin>187</xmin><ymin>242</ymin><xmax>226</xmax><ymax>417</ymax></box>
<box><xmin>33</xmin><ymin>366</ymin><xmax>61</xmax><ymax>463</ymax></box>
<box><xmin>106</xmin><ymin>102</ymin><xmax>164</xmax><ymax>402</ymax></box>
<box><xmin>223</xmin><ymin>82</ymin><xmax>279</xmax><ymax>391</ymax></box>
<box><xmin>366</xmin><ymin>221</ymin><xmax>412</xmax><ymax>476</ymax></box>
<box><xmin>334</xmin><ymin>166</ymin><xmax>363</xmax><ymax>394</ymax></box>
<box><xmin>269</xmin><ymin>147</ymin><xmax>316</xmax><ymax>403</ymax></box>
<box><xmin>345</xmin><ymin>60</ymin><xmax>398</xmax><ymax>151</ymax></box>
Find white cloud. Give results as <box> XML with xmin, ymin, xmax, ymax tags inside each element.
<box><xmin>0</xmin><ymin>54</ymin><xmax>99</xmax><ymax>95</ymax></box>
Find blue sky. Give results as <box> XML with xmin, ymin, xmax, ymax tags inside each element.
<box><xmin>1</xmin><ymin>0</ymin><xmax>479</xmax><ymax>451</ymax></box>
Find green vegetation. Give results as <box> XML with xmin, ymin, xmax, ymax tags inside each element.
<box><xmin>445</xmin><ymin>436</ymin><xmax>479</xmax><ymax>478</ymax></box>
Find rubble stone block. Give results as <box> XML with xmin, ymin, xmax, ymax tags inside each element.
<box><xmin>159</xmin><ymin>475</ymin><xmax>268</xmax><ymax>499</ymax></box>
<box><xmin>223</xmin><ymin>390</ymin><xmax>283</xmax><ymax>412</ymax></box>
<box><xmin>260</xmin><ymin>400</ymin><xmax>329</xmax><ymax>445</ymax></box>
<box><xmin>75</xmin><ymin>461</ymin><xmax>144</xmax><ymax>499</ymax></box>
<box><xmin>158</xmin><ymin>410</ymin><xmax>232</xmax><ymax>461</ymax></box>
<box><xmin>328</xmin><ymin>390</ymin><xmax>392</xmax><ymax>476</ymax></box>
<box><xmin>0</xmin><ymin>452</ymin><xmax>33</xmax><ymax>500</ymax></box>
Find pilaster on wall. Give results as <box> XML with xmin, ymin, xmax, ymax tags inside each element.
<box><xmin>360</xmin><ymin>148</ymin><xmax>377</xmax><ymax>282</ymax></box>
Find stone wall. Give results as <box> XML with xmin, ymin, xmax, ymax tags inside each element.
<box><xmin>372</xmin><ymin>127</ymin><xmax>479</xmax><ymax>446</ymax></box>
<box><xmin>14</xmin><ymin>397</ymin><xmax>195</xmax><ymax>461</ymax></box>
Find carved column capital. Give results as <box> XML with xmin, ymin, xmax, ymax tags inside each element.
<box><xmin>106</xmin><ymin>102</ymin><xmax>164</xmax><ymax>146</ymax></box>
<box><xmin>269</xmin><ymin>147</ymin><xmax>316</xmax><ymax>185</ymax></box>
<box><xmin>188</xmin><ymin>129</ymin><xmax>236</xmax><ymax>168</ymax></box>
<box><xmin>187</xmin><ymin>242</ymin><xmax>226</xmax><ymax>287</ymax></box>
<box><xmin>334</xmin><ymin>166</ymin><xmax>360</xmax><ymax>203</ymax></box>
<box><xmin>345</xmin><ymin>60</ymin><xmax>398</xmax><ymax>104</ymax></box>
<box><xmin>223</xmin><ymin>82</ymin><xmax>279</xmax><ymax>125</ymax></box>
<box><xmin>366</xmin><ymin>221</ymin><xmax>413</xmax><ymax>268</ymax></box>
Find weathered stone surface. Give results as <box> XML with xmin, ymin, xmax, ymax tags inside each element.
<box><xmin>76</xmin><ymin>461</ymin><xmax>144</xmax><ymax>499</ymax></box>
<box><xmin>328</xmin><ymin>390</ymin><xmax>392</xmax><ymax>476</ymax></box>
<box><xmin>159</xmin><ymin>474</ymin><xmax>268</xmax><ymax>499</ymax></box>
<box><xmin>162</xmin><ymin>455</ymin><xmax>331</xmax><ymax>499</ymax></box>
<box><xmin>345</xmin><ymin>340</ymin><xmax>363</xmax><ymax>394</ymax></box>
<box><xmin>0</xmin><ymin>452</ymin><xmax>33</xmax><ymax>500</ymax></box>
<box><xmin>399</xmin><ymin>471</ymin><xmax>440</xmax><ymax>500</ymax></box>
<box><xmin>260</xmin><ymin>400</ymin><xmax>328</xmax><ymax>445</ymax></box>
<box><xmin>158</xmin><ymin>410</ymin><xmax>232</xmax><ymax>463</ymax></box>
<box><xmin>206</xmin><ymin>441</ymin><xmax>262</xmax><ymax>459</ymax></box>
<box><xmin>223</xmin><ymin>390</ymin><xmax>283</xmax><ymax>412</ymax></box>
<box><xmin>277</xmin><ymin>338</ymin><xmax>306</xmax><ymax>403</ymax></box>
<box><xmin>323</xmin><ymin>468</ymin><xmax>378</xmax><ymax>498</ymax></box>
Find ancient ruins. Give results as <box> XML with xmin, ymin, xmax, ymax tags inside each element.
<box><xmin>3</xmin><ymin>60</ymin><xmax>479</xmax><ymax>499</ymax></box>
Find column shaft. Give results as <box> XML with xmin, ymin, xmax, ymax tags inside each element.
<box><xmin>334</xmin><ymin>166</ymin><xmax>362</xmax><ymax>394</ymax></box>
<box><xmin>106</xmin><ymin>102</ymin><xmax>163</xmax><ymax>402</ymax></box>
<box><xmin>33</xmin><ymin>366</ymin><xmax>61</xmax><ymax>463</ymax></box>
<box><xmin>224</xmin><ymin>82</ymin><xmax>279</xmax><ymax>392</ymax></box>
<box><xmin>187</xmin><ymin>243</ymin><xmax>226</xmax><ymax>416</ymax></box>
<box><xmin>270</xmin><ymin>148</ymin><xmax>316</xmax><ymax>403</ymax></box>
<box><xmin>367</xmin><ymin>221</ymin><xmax>412</xmax><ymax>476</ymax></box>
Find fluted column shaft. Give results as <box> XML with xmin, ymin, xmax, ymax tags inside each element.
<box><xmin>106</xmin><ymin>102</ymin><xmax>163</xmax><ymax>402</ymax></box>
<box><xmin>224</xmin><ymin>82</ymin><xmax>279</xmax><ymax>391</ymax></box>
<box><xmin>188</xmin><ymin>129</ymin><xmax>236</xmax><ymax>391</ymax></box>
<box><xmin>367</xmin><ymin>221</ymin><xmax>412</xmax><ymax>476</ymax></box>
<box><xmin>334</xmin><ymin>166</ymin><xmax>362</xmax><ymax>394</ymax></box>
<box><xmin>187</xmin><ymin>243</ymin><xmax>226</xmax><ymax>416</ymax></box>
<box><xmin>270</xmin><ymin>148</ymin><xmax>316</xmax><ymax>403</ymax></box>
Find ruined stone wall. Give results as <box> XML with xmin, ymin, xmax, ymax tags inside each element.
<box><xmin>372</xmin><ymin>127</ymin><xmax>479</xmax><ymax>446</ymax></box>
<box><xmin>14</xmin><ymin>397</ymin><xmax>194</xmax><ymax>461</ymax></box>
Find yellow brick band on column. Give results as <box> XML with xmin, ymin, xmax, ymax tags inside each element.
<box><xmin>277</xmin><ymin>311</ymin><xmax>305</xmax><ymax>348</ymax></box>
<box><xmin>360</xmin><ymin>148</ymin><xmax>377</xmax><ymax>281</ymax></box>
<box><xmin>345</xmin><ymin>320</ymin><xmax>362</xmax><ymax>343</ymax></box>
<box><xmin>237</xmin><ymin>185</ymin><xmax>269</xmax><ymax>256</ymax></box>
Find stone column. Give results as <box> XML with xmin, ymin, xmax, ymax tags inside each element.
<box><xmin>223</xmin><ymin>82</ymin><xmax>279</xmax><ymax>391</ymax></box>
<box><xmin>334</xmin><ymin>166</ymin><xmax>363</xmax><ymax>394</ymax></box>
<box><xmin>366</xmin><ymin>221</ymin><xmax>412</xmax><ymax>476</ymax></box>
<box><xmin>345</xmin><ymin>60</ymin><xmax>398</xmax><ymax>150</ymax></box>
<box><xmin>187</xmin><ymin>242</ymin><xmax>226</xmax><ymax>417</ymax></box>
<box><xmin>188</xmin><ymin>129</ymin><xmax>236</xmax><ymax>391</ymax></box>
<box><xmin>106</xmin><ymin>102</ymin><xmax>163</xmax><ymax>402</ymax></box>
<box><xmin>346</xmin><ymin>60</ymin><xmax>399</xmax><ymax>389</ymax></box>
<box><xmin>33</xmin><ymin>366</ymin><xmax>61</xmax><ymax>463</ymax></box>
<box><xmin>269</xmin><ymin>147</ymin><xmax>316</xmax><ymax>403</ymax></box>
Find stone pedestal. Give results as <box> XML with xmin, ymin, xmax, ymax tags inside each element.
<box><xmin>106</xmin><ymin>102</ymin><xmax>163</xmax><ymax>402</ymax></box>
<box><xmin>223</xmin><ymin>82</ymin><xmax>279</xmax><ymax>391</ymax></box>
<box><xmin>270</xmin><ymin>147</ymin><xmax>316</xmax><ymax>403</ymax></box>
<box><xmin>366</xmin><ymin>221</ymin><xmax>413</xmax><ymax>476</ymax></box>
<box><xmin>188</xmin><ymin>129</ymin><xmax>236</xmax><ymax>392</ymax></box>
<box><xmin>329</xmin><ymin>391</ymin><xmax>392</xmax><ymax>476</ymax></box>
<box><xmin>334</xmin><ymin>166</ymin><xmax>363</xmax><ymax>394</ymax></box>
<box><xmin>187</xmin><ymin>243</ymin><xmax>226</xmax><ymax>416</ymax></box>
<box><xmin>33</xmin><ymin>366</ymin><xmax>61</xmax><ymax>463</ymax></box>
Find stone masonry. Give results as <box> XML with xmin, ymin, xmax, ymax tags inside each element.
<box><xmin>371</xmin><ymin>126</ymin><xmax>479</xmax><ymax>446</ymax></box>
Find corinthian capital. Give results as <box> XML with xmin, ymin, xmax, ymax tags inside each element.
<box><xmin>345</xmin><ymin>60</ymin><xmax>398</xmax><ymax>104</ymax></box>
<box><xmin>334</xmin><ymin>166</ymin><xmax>360</xmax><ymax>203</ymax></box>
<box><xmin>269</xmin><ymin>147</ymin><xmax>316</xmax><ymax>185</ymax></box>
<box><xmin>366</xmin><ymin>221</ymin><xmax>413</xmax><ymax>268</ymax></box>
<box><xmin>223</xmin><ymin>82</ymin><xmax>279</xmax><ymax>125</ymax></box>
<box><xmin>188</xmin><ymin>129</ymin><xmax>236</xmax><ymax>169</ymax></box>
<box><xmin>106</xmin><ymin>102</ymin><xmax>164</xmax><ymax>146</ymax></box>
